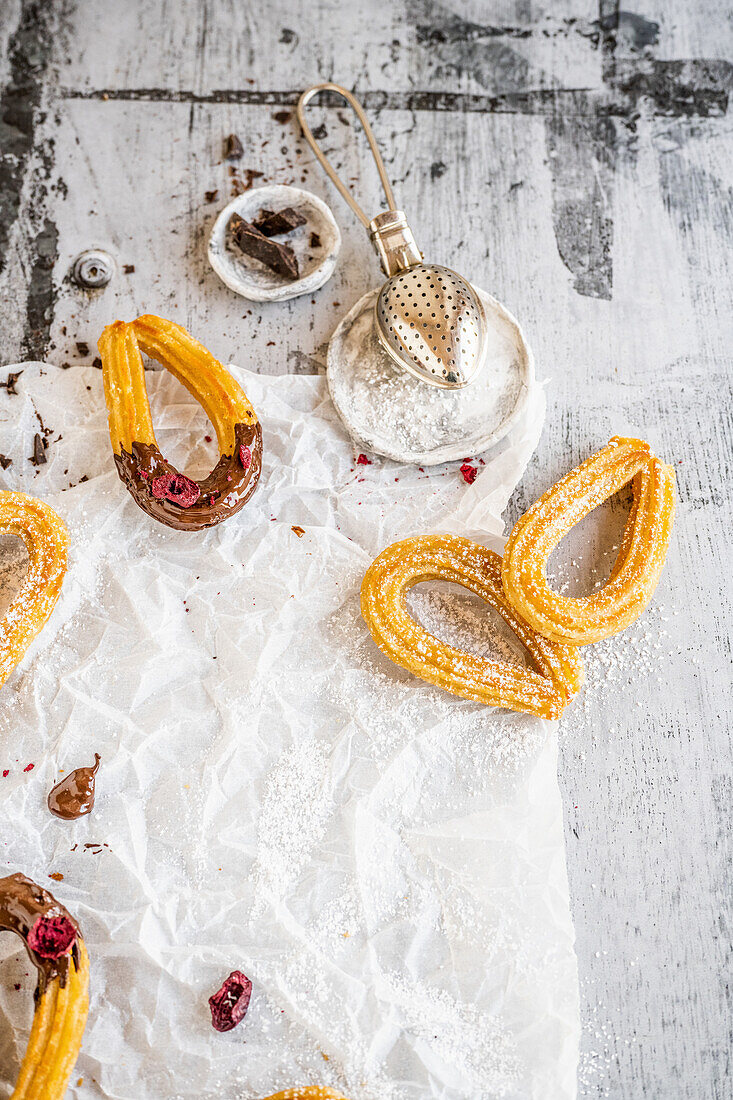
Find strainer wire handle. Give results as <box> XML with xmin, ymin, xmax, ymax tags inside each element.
<box><xmin>296</xmin><ymin>83</ymin><xmax>397</xmax><ymax>228</ymax></box>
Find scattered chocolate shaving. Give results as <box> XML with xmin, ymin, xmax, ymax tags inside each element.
<box><xmin>75</xmin><ymin>342</ymin><xmax>89</xmax><ymax>356</ymax></box>
<box><xmin>309</xmin><ymin>231</ymin><xmax>322</xmax><ymax>248</ymax></box>
<box><xmin>229</xmin><ymin>214</ymin><xmax>299</xmax><ymax>279</ymax></box>
<box><xmin>252</xmin><ymin>207</ymin><xmax>306</xmax><ymax>236</ymax></box>
<box><xmin>48</xmin><ymin>872</ymin><xmax>64</xmax><ymax>882</ymax></box>
<box><xmin>30</xmin><ymin>433</ymin><xmax>47</xmax><ymax>466</ymax></box>
<box><xmin>291</xmin><ymin>525</ymin><xmax>305</xmax><ymax>537</ymax></box>
<box><xmin>0</xmin><ymin>455</ymin><xmax>12</xmax><ymax>470</ymax></box>
<box><xmin>224</xmin><ymin>133</ymin><xmax>244</xmax><ymax>160</ymax></box>
<box><xmin>272</xmin><ymin>110</ymin><xmax>292</xmax><ymax>124</ymax></box>
<box><xmin>204</xmin><ymin>189</ymin><xmax>219</xmax><ymax>203</ymax></box>
<box><xmin>2</xmin><ymin>370</ymin><xmax>23</xmax><ymax>395</ymax></box>
<box><xmin>123</xmin><ymin>264</ymin><xmax>135</xmax><ymax>274</ymax></box>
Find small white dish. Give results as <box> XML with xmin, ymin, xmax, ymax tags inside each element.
<box><xmin>327</xmin><ymin>286</ymin><xmax>533</xmax><ymax>466</ymax></box>
<box><xmin>208</xmin><ymin>185</ymin><xmax>340</xmax><ymax>303</ymax></box>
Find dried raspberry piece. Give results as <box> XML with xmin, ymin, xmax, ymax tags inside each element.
<box><xmin>150</xmin><ymin>473</ymin><xmax>201</xmax><ymax>507</ymax></box>
<box><xmin>460</xmin><ymin>463</ymin><xmax>477</xmax><ymax>485</ymax></box>
<box><xmin>356</xmin><ymin>453</ymin><xmax>371</xmax><ymax>465</ymax></box>
<box><xmin>239</xmin><ymin>444</ymin><xmax>252</xmax><ymax>471</ymax></box>
<box><xmin>28</xmin><ymin>914</ymin><xmax>77</xmax><ymax>959</ymax></box>
<box><xmin>209</xmin><ymin>970</ymin><xmax>252</xmax><ymax>1032</ymax></box>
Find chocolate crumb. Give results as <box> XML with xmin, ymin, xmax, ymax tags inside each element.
<box><xmin>48</xmin><ymin>872</ymin><xmax>64</xmax><ymax>881</ymax></box>
<box><xmin>309</xmin><ymin>231</ymin><xmax>321</xmax><ymax>248</ymax></box>
<box><xmin>2</xmin><ymin>370</ymin><xmax>23</xmax><ymax>395</ymax></box>
<box><xmin>204</xmin><ymin>190</ymin><xmax>219</xmax><ymax>203</ymax></box>
<box><xmin>75</xmin><ymin>342</ymin><xmax>89</xmax><ymax>356</ymax></box>
<box><xmin>291</xmin><ymin>525</ymin><xmax>305</xmax><ymax>537</ymax></box>
<box><xmin>241</xmin><ymin>168</ymin><xmax>264</xmax><ymax>191</ymax></box>
<box><xmin>229</xmin><ymin>214</ymin><xmax>299</xmax><ymax>279</ymax></box>
<box><xmin>30</xmin><ymin>434</ymin><xmax>47</xmax><ymax>465</ymax></box>
<box><xmin>311</xmin><ymin>122</ymin><xmax>327</xmax><ymax>141</ymax></box>
<box><xmin>273</xmin><ymin>110</ymin><xmax>292</xmax><ymax>124</ymax></box>
<box><xmin>224</xmin><ymin>133</ymin><xmax>244</xmax><ymax>160</ymax></box>
<box><xmin>123</xmin><ymin>264</ymin><xmax>135</xmax><ymax>274</ymax></box>
<box><xmin>92</xmin><ymin>357</ymin><xmax>102</xmax><ymax>368</ymax></box>
<box><xmin>0</xmin><ymin>454</ymin><xmax>12</xmax><ymax>470</ymax></box>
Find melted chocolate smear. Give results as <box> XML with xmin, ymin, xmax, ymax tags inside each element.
<box><xmin>48</xmin><ymin>754</ymin><xmax>100</xmax><ymax>820</ymax></box>
<box><xmin>0</xmin><ymin>873</ymin><xmax>81</xmax><ymax>992</ymax></box>
<box><xmin>115</xmin><ymin>420</ymin><xmax>262</xmax><ymax>531</ymax></box>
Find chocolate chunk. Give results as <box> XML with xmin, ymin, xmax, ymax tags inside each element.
<box><xmin>75</xmin><ymin>341</ymin><xmax>89</xmax><ymax>356</ymax></box>
<box><xmin>31</xmin><ymin>433</ymin><xmax>47</xmax><ymax>466</ymax></box>
<box><xmin>224</xmin><ymin>133</ymin><xmax>244</xmax><ymax>160</ymax></box>
<box><xmin>0</xmin><ymin>454</ymin><xmax>12</xmax><ymax>470</ymax></box>
<box><xmin>2</xmin><ymin>370</ymin><xmax>23</xmax><ymax>395</ymax></box>
<box><xmin>229</xmin><ymin>214</ymin><xmax>299</xmax><ymax>279</ymax></box>
<box><xmin>92</xmin><ymin>357</ymin><xmax>102</xmax><ymax>368</ymax></box>
<box><xmin>309</xmin><ymin>231</ymin><xmax>322</xmax><ymax>248</ymax></box>
<box><xmin>204</xmin><ymin>189</ymin><xmax>219</xmax><ymax>203</ymax></box>
<box><xmin>252</xmin><ymin>207</ymin><xmax>306</xmax><ymax>236</ymax></box>
<box><xmin>123</xmin><ymin>263</ymin><xmax>135</xmax><ymax>274</ymax></box>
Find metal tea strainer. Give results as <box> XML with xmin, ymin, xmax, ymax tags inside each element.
<box><xmin>297</xmin><ymin>83</ymin><xmax>487</xmax><ymax>389</ymax></box>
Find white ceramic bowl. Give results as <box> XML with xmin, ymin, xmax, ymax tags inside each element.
<box><xmin>208</xmin><ymin>185</ymin><xmax>341</xmax><ymax>303</ymax></box>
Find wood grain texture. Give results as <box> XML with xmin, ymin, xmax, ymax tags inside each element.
<box><xmin>0</xmin><ymin>1</ymin><xmax>731</xmax><ymax>1097</ymax></box>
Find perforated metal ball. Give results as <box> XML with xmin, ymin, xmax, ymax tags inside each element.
<box><xmin>375</xmin><ymin>264</ymin><xmax>487</xmax><ymax>388</ymax></box>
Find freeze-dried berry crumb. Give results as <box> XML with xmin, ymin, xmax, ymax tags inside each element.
<box><xmin>356</xmin><ymin>454</ymin><xmax>371</xmax><ymax>465</ymax></box>
<box><xmin>28</xmin><ymin>915</ymin><xmax>77</xmax><ymax>959</ymax></box>
<box><xmin>460</xmin><ymin>463</ymin><xmax>477</xmax><ymax>484</ymax></box>
<box><xmin>239</xmin><ymin>445</ymin><xmax>252</xmax><ymax>471</ymax></box>
<box><xmin>208</xmin><ymin>970</ymin><xmax>252</xmax><ymax>1032</ymax></box>
<box><xmin>150</xmin><ymin>473</ymin><xmax>200</xmax><ymax>508</ymax></box>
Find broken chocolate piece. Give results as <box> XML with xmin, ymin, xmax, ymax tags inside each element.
<box><xmin>31</xmin><ymin>433</ymin><xmax>47</xmax><ymax>466</ymax></box>
<box><xmin>309</xmin><ymin>231</ymin><xmax>322</xmax><ymax>248</ymax></box>
<box><xmin>75</xmin><ymin>342</ymin><xmax>90</xmax><ymax>356</ymax></box>
<box><xmin>252</xmin><ymin>207</ymin><xmax>307</xmax><ymax>236</ymax></box>
<box><xmin>224</xmin><ymin>134</ymin><xmax>244</xmax><ymax>160</ymax></box>
<box><xmin>0</xmin><ymin>454</ymin><xmax>11</xmax><ymax>469</ymax></box>
<box><xmin>123</xmin><ymin>264</ymin><xmax>135</xmax><ymax>274</ymax></box>
<box><xmin>204</xmin><ymin>189</ymin><xmax>219</xmax><ymax>203</ymax></box>
<box><xmin>229</xmin><ymin>214</ymin><xmax>299</xmax><ymax>280</ymax></box>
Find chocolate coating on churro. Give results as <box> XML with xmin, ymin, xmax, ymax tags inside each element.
<box><xmin>0</xmin><ymin>873</ymin><xmax>81</xmax><ymax>993</ymax></box>
<box><xmin>115</xmin><ymin>420</ymin><xmax>262</xmax><ymax>531</ymax></box>
<box><xmin>48</xmin><ymin>755</ymin><xmax>101</xmax><ymax>820</ymax></box>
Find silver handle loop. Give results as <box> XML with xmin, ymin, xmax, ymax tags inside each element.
<box><xmin>296</xmin><ymin>83</ymin><xmax>397</xmax><ymax>227</ymax></box>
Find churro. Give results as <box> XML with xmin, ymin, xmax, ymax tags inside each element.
<box><xmin>361</xmin><ymin>534</ymin><xmax>583</xmax><ymax>718</ymax></box>
<box><xmin>502</xmin><ymin>437</ymin><xmax>675</xmax><ymax>644</ymax></box>
<box><xmin>0</xmin><ymin>492</ymin><xmax>68</xmax><ymax>690</ymax></box>
<box><xmin>98</xmin><ymin>314</ymin><xmax>262</xmax><ymax>530</ymax></box>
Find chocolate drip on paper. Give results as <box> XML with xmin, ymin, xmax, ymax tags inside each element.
<box><xmin>48</xmin><ymin>754</ymin><xmax>101</xmax><ymax>820</ymax></box>
<box><xmin>0</xmin><ymin>873</ymin><xmax>81</xmax><ymax>993</ymax></box>
<box><xmin>114</xmin><ymin>420</ymin><xmax>262</xmax><ymax>531</ymax></box>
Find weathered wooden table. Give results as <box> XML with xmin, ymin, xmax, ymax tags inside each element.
<box><xmin>0</xmin><ymin>2</ymin><xmax>730</xmax><ymax>1097</ymax></box>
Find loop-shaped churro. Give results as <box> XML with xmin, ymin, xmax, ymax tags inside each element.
<box><xmin>98</xmin><ymin>314</ymin><xmax>262</xmax><ymax>531</ymax></box>
<box><xmin>361</xmin><ymin>534</ymin><xmax>583</xmax><ymax>719</ymax></box>
<box><xmin>260</xmin><ymin>1091</ymin><xmax>350</xmax><ymax>1100</ymax></box>
<box><xmin>1</xmin><ymin>873</ymin><xmax>89</xmax><ymax>1099</ymax></box>
<box><xmin>0</xmin><ymin>492</ymin><xmax>68</xmax><ymax>690</ymax></box>
<box><xmin>501</xmin><ymin>436</ymin><xmax>676</xmax><ymax>645</ymax></box>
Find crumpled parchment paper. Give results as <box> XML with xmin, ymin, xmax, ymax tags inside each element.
<box><xmin>0</xmin><ymin>361</ymin><xmax>579</xmax><ymax>1100</ymax></box>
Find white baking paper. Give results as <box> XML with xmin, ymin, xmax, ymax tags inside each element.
<box><xmin>0</xmin><ymin>361</ymin><xmax>579</xmax><ymax>1100</ymax></box>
